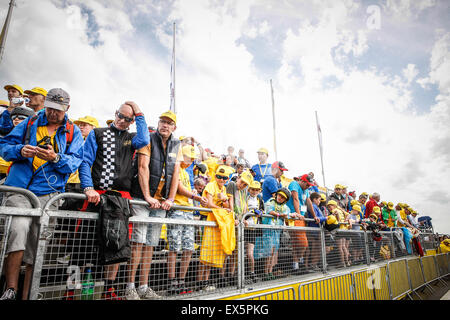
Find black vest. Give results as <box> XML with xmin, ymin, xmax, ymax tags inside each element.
<box><xmin>131</xmin><ymin>131</ymin><xmax>180</xmax><ymax>199</ymax></box>
<box><xmin>91</xmin><ymin>126</ymin><xmax>136</xmax><ymax>192</ymax></box>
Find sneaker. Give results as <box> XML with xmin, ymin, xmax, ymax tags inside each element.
<box><xmin>167</xmin><ymin>280</ymin><xmax>179</xmax><ymax>295</ymax></box>
<box><xmin>203</xmin><ymin>284</ymin><xmax>216</xmax><ymax>292</ymax></box>
<box><xmin>125</xmin><ymin>288</ymin><xmax>141</xmax><ymax>300</ymax></box>
<box><xmin>62</xmin><ymin>289</ymin><xmax>75</xmax><ymax>300</ymax></box>
<box><xmin>57</xmin><ymin>254</ymin><xmax>71</xmax><ymax>264</ymax></box>
<box><xmin>178</xmin><ymin>281</ymin><xmax>192</xmax><ymax>295</ymax></box>
<box><xmin>0</xmin><ymin>288</ymin><xmax>16</xmax><ymax>300</ymax></box>
<box><xmin>251</xmin><ymin>273</ymin><xmax>260</xmax><ymax>283</ymax></box>
<box><xmin>102</xmin><ymin>287</ymin><xmax>121</xmax><ymax>300</ymax></box>
<box><xmin>139</xmin><ymin>287</ymin><xmax>160</xmax><ymax>299</ymax></box>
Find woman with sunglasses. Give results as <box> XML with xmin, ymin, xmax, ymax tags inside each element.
<box><xmin>197</xmin><ymin>165</ymin><xmax>233</xmax><ymax>292</ymax></box>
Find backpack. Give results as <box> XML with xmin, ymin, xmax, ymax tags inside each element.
<box><xmin>24</xmin><ymin>114</ymin><xmax>74</xmax><ymax>148</ymax></box>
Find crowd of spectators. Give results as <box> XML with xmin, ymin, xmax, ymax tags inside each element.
<box><xmin>0</xmin><ymin>83</ymin><xmax>447</xmax><ymax>301</ymax></box>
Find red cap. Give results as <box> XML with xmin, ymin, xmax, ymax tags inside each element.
<box><xmin>272</xmin><ymin>161</ymin><xmax>288</xmax><ymax>172</ymax></box>
<box><xmin>299</xmin><ymin>174</ymin><xmax>314</xmax><ymax>186</ymax></box>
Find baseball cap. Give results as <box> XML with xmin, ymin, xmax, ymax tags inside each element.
<box><xmin>327</xmin><ymin>215</ymin><xmax>337</xmax><ymax>225</ymax></box>
<box><xmin>181</xmin><ymin>145</ymin><xmax>198</xmax><ymax>159</ymax></box>
<box><xmin>334</xmin><ymin>184</ymin><xmax>342</xmax><ymax>189</ymax></box>
<box><xmin>360</xmin><ymin>192</ymin><xmax>369</xmax><ymax>197</ymax></box>
<box><xmin>239</xmin><ymin>170</ymin><xmax>254</xmax><ymax>186</ymax></box>
<box><xmin>369</xmin><ymin>213</ymin><xmax>378</xmax><ymax>220</ymax></box>
<box><xmin>44</xmin><ymin>88</ymin><xmax>70</xmax><ymax>112</ymax></box>
<box><xmin>10</xmin><ymin>106</ymin><xmax>34</xmax><ymax>118</ymax></box>
<box><xmin>249</xmin><ymin>181</ymin><xmax>262</xmax><ymax>190</ymax></box>
<box><xmin>387</xmin><ymin>202</ymin><xmax>394</xmax><ymax>210</ymax></box>
<box><xmin>257</xmin><ymin>148</ymin><xmax>268</xmax><ymax>155</ymax></box>
<box><xmin>160</xmin><ymin>110</ymin><xmax>177</xmax><ymax>124</ymax></box>
<box><xmin>24</xmin><ymin>87</ymin><xmax>47</xmax><ymax>97</ymax></box>
<box><xmin>299</xmin><ymin>174</ymin><xmax>314</xmax><ymax>186</ymax></box>
<box><xmin>272</xmin><ymin>161</ymin><xmax>288</xmax><ymax>172</ymax></box>
<box><xmin>0</xmin><ymin>100</ymin><xmax>9</xmax><ymax>107</ymax></box>
<box><xmin>327</xmin><ymin>200</ymin><xmax>338</xmax><ymax>207</ymax></box>
<box><xmin>372</xmin><ymin>206</ymin><xmax>381</xmax><ymax>214</ymax></box>
<box><xmin>4</xmin><ymin>84</ymin><xmax>24</xmax><ymax>95</ymax></box>
<box><xmin>74</xmin><ymin>116</ymin><xmax>99</xmax><ymax>128</ymax></box>
<box><xmin>352</xmin><ymin>205</ymin><xmax>362</xmax><ymax>213</ymax></box>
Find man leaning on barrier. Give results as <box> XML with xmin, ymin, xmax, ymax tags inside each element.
<box><xmin>126</xmin><ymin>110</ymin><xmax>181</xmax><ymax>300</ymax></box>
<box><xmin>0</xmin><ymin>88</ymin><xmax>84</xmax><ymax>300</ymax></box>
<box><xmin>79</xmin><ymin>101</ymin><xmax>149</xmax><ymax>300</ymax></box>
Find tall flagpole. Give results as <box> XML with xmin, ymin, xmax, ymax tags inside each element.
<box><xmin>170</xmin><ymin>22</ymin><xmax>176</xmax><ymax>114</ymax></box>
<box><xmin>0</xmin><ymin>0</ymin><xmax>16</xmax><ymax>65</ymax></box>
<box><xmin>270</xmin><ymin>79</ymin><xmax>278</xmax><ymax>161</ymax></box>
<box><xmin>315</xmin><ymin>110</ymin><xmax>326</xmax><ymax>188</ymax></box>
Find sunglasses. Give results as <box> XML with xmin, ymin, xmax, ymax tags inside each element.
<box><xmin>215</xmin><ymin>175</ymin><xmax>229</xmax><ymax>180</ymax></box>
<box><xmin>116</xmin><ymin>111</ymin><xmax>134</xmax><ymax>122</ymax></box>
<box><xmin>11</xmin><ymin>115</ymin><xmax>28</xmax><ymax>121</ymax></box>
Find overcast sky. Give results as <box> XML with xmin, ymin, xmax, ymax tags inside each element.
<box><xmin>0</xmin><ymin>0</ymin><xmax>449</xmax><ymax>234</ymax></box>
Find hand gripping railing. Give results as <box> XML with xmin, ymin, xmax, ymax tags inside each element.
<box><xmin>0</xmin><ymin>185</ymin><xmax>43</xmax><ymax>282</ymax></box>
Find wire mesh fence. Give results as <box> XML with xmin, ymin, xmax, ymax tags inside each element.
<box><xmin>0</xmin><ymin>187</ymin><xmax>448</xmax><ymax>300</ymax></box>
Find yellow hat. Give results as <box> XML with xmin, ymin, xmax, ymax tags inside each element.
<box><xmin>179</xmin><ymin>136</ymin><xmax>186</xmax><ymax>141</ymax></box>
<box><xmin>369</xmin><ymin>213</ymin><xmax>378</xmax><ymax>220</ymax></box>
<box><xmin>74</xmin><ymin>116</ymin><xmax>99</xmax><ymax>128</ymax></box>
<box><xmin>181</xmin><ymin>145</ymin><xmax>198</xmax><ymax>159</ymax></box>
<box><xmin>320</xmin><ymin>193</ymin><xmax>326</xmax><ymax>201</ymax></box>
<box><xmin>4</xmin><ymin>84</ymin><xmax>24</xmax><ymax>95</ymax></box>
<box><xmin>387</xmin><ymin>202</ymin><xmax>394</xmax><ymax>210</ymax></box>
<box><xmin>327</xmin><ymin>215</ymin><xmax>337</xmax><ymax>225</ymax></box>
<box><xmin>257</xmin><ymin>147</ymin><xmax>269</xmax><ymax>155</ymax></box>
<box><xmin>216</xmin><ymin>165</ymin><xmax>229</xmax><ymax>176</ymax></box>
<box><xmin>334</xmin><ymin>184</ymin><xmax>342</xmax><ymax>189</ymax></box>
<box><xmin>327</xmin><ymin>200</ymin><xmax>338</xmax><ymax>207</ymax></box>
<box><xmin>24</xmin><ymin>87</ymin><xmax>47</xmax><ymax>97</ymax></box>
<box><xmin>352</xmin><ymin>205</ymin><xmax>362</xmax><ymax>213</ymax></box>
<box><xmin>372</xmin><ymin>206</ymin><xmax>381</xmax><ymax>214</ymax></box>
<box><xmin>360</xmin><ymin>192</ymin><xmax>368</xmax><ymax>197</ymax></box>
<box><xmin>0</xmin><ymin>99</ymin><xmax>9</xmax><ymax>107</ymax></box>
<box><xmin>239</xmin><ymin>170</ymin><xmax>253</xmax><ymax>186</ymax></box>
<box><xmin>160</xmin><ymin>110</ymin><xmax>177</xmax><ymax>124</ymax></box>
<box><xmin>106</xmin><ymin>119</ymin><xmax>114</xmax><ymax>125</ymax></box>
<box><xmin>249</xmin><ymin>181</ymin><xmax>262</xmax><ymax>190</ymax></box>
<box><xmin>381</xmin><ymin>201</ymin><xmax>387</xmax><ymax>206</ymax></box>
<box><xmin>341</xmin><ymin>185</ymin><xmax>347</xmax><ymax>189</ymax></box>
<box><xmin>350</xmin><ymin>199</ymin><xmax>359</xmax><ymax>206</ymax></box>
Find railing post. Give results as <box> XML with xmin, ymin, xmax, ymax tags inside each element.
<box><xmin>320</xmin><ymin>225</ymin><xmax>327</xmax><ymax>274</ymax></box>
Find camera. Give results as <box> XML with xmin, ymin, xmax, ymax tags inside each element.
<box><xmin>11</xmin><ymin>97</ymin><xmax>30</xmax><ymax>107</ymax></box>
<box><xmin>37</xmin><ymin>136</ymin><xmax>52</xmax><ymax>149</ymax></box>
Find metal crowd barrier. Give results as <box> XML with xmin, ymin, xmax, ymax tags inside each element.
<box><xmin>0</xmin><ymin>187</ymin><xmax>449</xmax><ymax>300</ymax></box>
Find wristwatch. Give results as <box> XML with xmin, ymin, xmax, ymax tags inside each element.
<box><xmin>84</xmin><ymin>187</ymin><xmax>94</xmax><ymax>193</ymax></box>
<box><xmin>52</xmin><ymin>154</ymin><xmax>60</xmax><ymax>164</ymax></box>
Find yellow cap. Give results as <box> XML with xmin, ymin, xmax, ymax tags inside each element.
<box><xmin>4</xmin><ymin>84</ymin><xmax>24</xmax><ymax>95</ymax></box>
<box><xmin>181</xmin><ymin>145</ymin><xmax>198</xmax><ymax>159</ymax></box>
<box><xmin>334</xmin><ymin>184</ymin><xmax>342</xmax><ymax>189</ymax></box>
<box><xmin>24</xmin><ymin>87</ymin><xmax>47</xmax><ymax>97</ymax></box>
<box><xmin>249</xmin><ymin>181</ymin><xmax>262</xmax><ymax>190</ymax></box>
<box><xmin>381</xmin><ymin>201</ymin><xmax>387</xmax><ymax>206</ymax></box>
<box><xmin>327</xmin><ymin>200</ymin><xmax>338</xmax><ymax>207</ymax></box>
<box><xmin>0</xmin><ymin>100</ymin><xmax>9</xmax><ymax>107</ymax></box>
<box><xmin>352</xmin><ymin>205</ymin><xmax>362</xmax><ymax>213</ymax></box>
<box><xmin>74</xmin><ymin>116</ymin><xmax>99</xmax><ymax>128</ymax></box>
<box><xmin>360</xmin><ymin>192</ymin><xmax>368</xmax><ymax>197</ymax></box>
<box><xmin>387</xmin><ymin>202</ymin><xmax>394</xmax><ymax>210</ymax></box>
<box><xmin>351</xmin><ymin>199</ymin><xmax>359</xmax><ymax>206</ymax></box>
<box><xmin>372</xmin><ymin>206</ymin><xmax>381</xmax><ymax>214</ymax></box>
<box><xmin>327</xmin><ymin>215</ymin><xmax>337</xmax><ymax>225</ymax></box>
<box><xmin>179</xmin><ymin>136</ymin><xmax>186</xmax><ymax>141</ymax></box>
<box><xmin>239</xmin><ymin>170</ymin><xmax>253</xmax><ymax>186</ymax></box>
<box><xmin>160</xmin><ymin>110</ymin><xmax>177</xmax><ymax>124</ymax></box>
<box><xmin>320</xmin><ymin>193</ymin><xmax>326</xmax><ymax>201</ymax></box>
<box><xmin>257</xmin><ymin>147</ymin><xmax>268</xmax><ymax>155</ymax></box>
<box><xmin>106</xmin><ymin>119</ymin><xmax>114</xmax><ymax>125</ymax></box>
<box><xmin>369</xmin><ymin>213</ymin><xmax>378</xmax><ymax>220</ymax></box>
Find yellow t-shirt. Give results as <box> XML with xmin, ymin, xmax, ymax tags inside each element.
<box><xmin>397</xmin><ymin>209</ymin><xmax>407</xmax><ymax>227</ymax></box>
<box><xmin>32</xmin><ymin>126</ymin><xmax>58</xmax><ymax>172</ymax></box>
<box><xmin>137</xmin><ymin>142</ymin><xmax>183</xmax><ymax>200</ymax></box>
<box><xmin>202</xmin><ymin>180</ymin><xmax>228</xmax><ymax>208</ymax></box>
<box><xmin>334</xmin><ymin>208</ymin><xmax>348</xmax><ymax>230</ymax></box>
<box><xmin>67</xmin><ymin>170</ymin><xmax>80</xmax><ymax>184</ymax></box>
<box><xmin>174</xmin><ymin>167</ymin><xmax>193</xmax><ymax>207</ymax></box>
<box><xmin>0</xmin><ymin>157</ymin><xmax>11</xmax><ymax>174</ymax></box>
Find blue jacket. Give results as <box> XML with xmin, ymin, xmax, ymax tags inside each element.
<box><xmin>0</xmin><ymin>109</ymin><xmax>14</xmax><ymax>136</ymax></box>
<box><xmin>0</xmin><ymin>111</ymin><xmax>84</xmax><ymax>196</ymax></box>
<box><xmin>306</xmin><ymin>203</ymin><xmax>327</xmax><ymax>227</ymax></box>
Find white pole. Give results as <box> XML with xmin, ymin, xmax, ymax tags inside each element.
<box><xmin>315</xmin><ymin>110</ymin><xmax>326</xmax><ymax>188</ymax></box>
<box><xmin>171</xmin><ymin>22</ymin><xmax>176</xmax><ymax>114</ymax></box>
<box><xmin>270</xmin><ymin>79</ymin><xmax>278</xmax><ymax>161</ymax></box>
<box><xmin>0</xmin><ymin>0</ymin><xmax>16</xmax><ymax>65</ymax></box>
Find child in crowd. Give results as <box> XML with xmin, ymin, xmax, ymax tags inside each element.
<box><xmin>243</xmin><ymin>181</ymin><xmax>264</xmax><ymax>283</ymax></box>
<box><xmin>327</xmin><ymin>200</ymin><xmax>350</xmax><ymax>268</ymax></box>
<box><xmin>262</xmin><ymin>188</ymin><xmax>291</xmax><ymax>281</ymax></box>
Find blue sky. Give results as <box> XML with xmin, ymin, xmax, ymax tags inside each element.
<box><xmin>0</xmin><ymin>0</ymin><xmax>449</xmax><ymax>233</ymax></box>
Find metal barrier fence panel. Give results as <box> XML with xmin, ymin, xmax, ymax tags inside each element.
<box><xmin>419</xmin><ymin>233</ymin><xmax>436</xmax><ymax>251</ymax></box>
<box><xmin>387</xmin><ymin>260</ymin><xmax>411</xmax><ymax>300</ymax></box>
<box><xmin>325</xmin><ymin>230</ymin><xmax>368</xmax><ymax>271</ymax></box>
<box><xmin>244</xmin><ymin>287</ymin><xmax>296</xmax><ymax>300</ymax></box>
<box><xmin>435</xmin><ymin>253</ymin><xmax>449</xmax><ymax>278</ymax></box>
<box><xmin>244</xmin><ymin>223</ymin><xmax>324</xmax><ymax>286</ymax></box>
<box><xmin>298</xmin><ymin>274</ymin><xmax>355</xmax><ymax>300</ymax></box>
<box><xmin>30</xmin><ymin>206</ymin><xmax>236</xmax><ymax>300</ymax></box>
<box><xmin>373</xmin><ymin>266</ymin><xmax>391</xmax><ymax>300</ymax></box>
<box><xmin>421</xmin><ymin>255</ymin><xmax>439</xmax><ymax>284</ymax></box>
<box><xmin>406</xmin><ymin>257</ymin><xmax>425</xmax><ymax>291</ymax></box>
<box><xmin>353</xmin><ymin>269</ymin><xmax>376</xmax><ymax>300</ymax></box>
